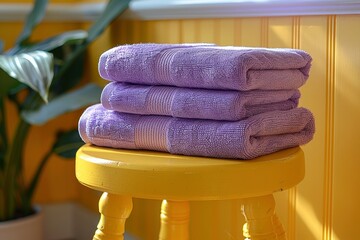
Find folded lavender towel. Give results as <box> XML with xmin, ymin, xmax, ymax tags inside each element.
<box><xmin>79</xmin><ymin>104</ymin><xmax>315</xmax><ymax>159</ymax></box>
<box><xmin>101</xmin><ymin>82</ymin><xmax>301</xmax><ymax>121</ymax></box>
<box><xmin>98</xmin><ymin>43</ymin><xmax>312</xmax><ymax>91</ymax></box>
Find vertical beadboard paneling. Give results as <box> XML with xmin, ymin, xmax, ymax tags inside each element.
<box><xmin>191</xmin><ymin>201</ymin><xmax>220</xmax><ymax>240</ymax></box>
<box><xmin>267</xmin><ymin>17</ymin><xmax>294</xmax><ymax>238</ymax></box>
<box><xmin>288</xmin><ymin>17</ymin><xmax>301</xmax><ymax>240</ymax></box>
<box><xmin>140</xmin><ymin>20</ymin><xmax>154</xmax><ymax>43</ymax></box>
<box><xmin>126</xmin><ymin>199</ymin><xmax>162</xmax><ymax>240</ymax></box>
<box><xmin>180</xmin><ymin>20</ymin><xmax>198</xmax><ymax>43</ymax></box>
<box><xmin>146</xmin><ymin>20</ymin><xmax>181</xmax><ymax>43</ymax></box>
<box><xmin>217</xmin><ymin>19</ymin><xmax>235</xmax><ymax>46</ymax></box>
<box><xmin>129</xmin><ymin>20</ymin><xmax>142</xmax><ymax>43</ymax></box>
<box><xmin>261</xmin><ymin>17</ymin><xmax>269</xmax><ymax>47</ymax></box>
<box><xmin>196</xmin><ymin>19</ymin><xmax>216</xmax><ymax>43</ymax></box>
<box><xmin>298</xmin><ymin>16</ymin><xmax>328</xmax><ymax>240</ymax></box>
<box><xmin>323</xmin><ymin>15</ymin><xmax>336</xmax><ymax>240</ymax></box>
<box><xmin>237</xmin><ymin>18</ymin><xmax>262</xmax><ymax>47</ymax></box>
<box><xmin>333</xmin><ymin>15</ymin><xmax>360</xmax><ymax>240</ymax></box>
<box><xmin>267</xmin><ymin>17</ymin><xmax>293</xmax><ymax>47</ymax></box>
<box><xmin>109</xmin><ymin>19</ymin><xmax>132</xmax><ymax>45</ymax></box>
<box><xmin>233</xmin><ymin>19</ymin><xmax>242</xmax><ymax>46</ymax></box>
<box><xmin>0</xmin><ymin>22</ymin><xmax>22</xmax><ymax>50</ymax></box>
<box><xmin>126</xmin><ymin>199</ymin><xmax>144</xmax><ymax>239</ymax></box>
<box><xmin>144</xmin><ymin>199</ymin><xmax>161</xmax><ymax>239</ymax></box>
<box><xmin>86</xmin><ymin>23</ymin><xmax>114</xmax><ymax>86</ymax></box>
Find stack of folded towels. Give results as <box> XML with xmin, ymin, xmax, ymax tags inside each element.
<box><xmin>78</xmin><ymin>43</ymin><xmax>315</xmax><ymax>159</ymax></box>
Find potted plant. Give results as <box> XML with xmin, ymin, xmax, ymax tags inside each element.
<box><xmin>0</xmin><ymin>0</ymin><xmax>130</xmax><ymax>238</ymax></box>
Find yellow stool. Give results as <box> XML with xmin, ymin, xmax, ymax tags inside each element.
<box><xmin>76</xmin><ymin>144</ymin><xmax>304</xmax><ymax>240</ymax></box>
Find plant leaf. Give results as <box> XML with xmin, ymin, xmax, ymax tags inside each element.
<box><xmin>52</xmin><ymin>129</ymin><xmax>84</xmax><ymax>158</ymax></box>
<box><xmin>0</xmin><ymin>98</ymin><xmax>6</xmax><ymax>170</ymax></box>
<box><xmin>50</xmin><ymin>50</ymin><xmax>85</xmax><ymax>96</ymax></box>
<box><xmin>0</xmin><ymin>51</ymin><xmax>53</xmax><ymax>102</ymax></box>
<box><xmin>16</xmin><ymin>0</ymin><xmax>48</xmax><ymax>46</ymax></box>
<box><xmin>0</xmin><ymin>68</ymin><xmax>23</xmax><ymax>96</ymax></box>
<box><xmin>47</xmin><ymin>0</ymin><xmax>130</xmax><ymax>97</ymax></box>
<box><xmin>86</xmin><ymin>0</ymin><xmax>131</xmax><ymax>43</ymax></box>
<box><xmin>21</xmin><ymin>83</ymin><xmax>102</xmax><ymax>125</ymax></box>
<box><xmin>16</xmin><ymin>30</ymin><xmax>88</xmax><ymax>54</ymax></box>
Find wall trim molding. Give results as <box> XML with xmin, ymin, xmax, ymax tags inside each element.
<box><xmin>0</xmin><ymin>3</ymin><xmax>105</xmax><ymax>22</ymax></box>
<box><xmin>1</xmin><ymin>0</ymin><xmax>360</xmax><ymax>22</ymax></box>
<box><xmin>125</xmin><ymin>0</ymin><xmax>360</xmax><ymax>20</ymax></box>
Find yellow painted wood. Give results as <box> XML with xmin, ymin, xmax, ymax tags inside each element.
<box><xmin>322</xmin><ymin>16</ymin><xmax>336</xmax><ymax>240</ymax></box>
<box><xmin>216</xmin><ymin>19</ymin><xmax>235</xmax><ymax>46</ymax></box>
<box><xmin>159</xmin><ymin>200</ymin><xmax>190</xmax><ymax>240</ymax></box>
<box><xmin>123</xmin><ymin>199</ymin><xmax>161</xmax><ymax>240</ymax></box>
<box><xmin>76</xmin><ymin>145</ymin><xmax>304</xmax><ymax>200</ymax></box>
<box><xmin>93</xmin><ymin>192</ymin><xmax>133</xmax><ymax>240</ymax></box>
<box><xmin>0</xmin><ymin>23</ymin><xmax>23</xmax><ymax>50</ymax></box>
<box><xmin>242</xmin><ymin>195</ymin><xmax>286</xmax><ymax>240</ymax></box>
<box><xmin>127</xmin><ymin>20</ymin><xmax>142</xmax><ymax>43</ymax></box>
<box><xmin>76</xmin><ymin>144</ymin><xmax>305</xmax><ymax>239</ymax></box>
<box><xmin>195</xmin><ymin>19</ymin><xmax>216</xmax><ymax>43</ymax></box>
<box><xmin>180</xmin><ymin>20</ymin><xmax>198</xmax><ymax>43</ymax></box>
<box><xmin>149</xmin><ymin>20</ymin><xmax>181</xmax><ymax>44</ymax></box>
<box><xmin>189</xmin><ymin>201</ymin><xmax>216</xmax><ymax>240</ymax></box>
<box><xmin>332</xmin><ymin>15</ymin><xmax>360</xmax><ymax>240</ymax></box>
<box><xmin>266</xmin><ymin>17</ymin><xmax>294</xmax><ymax>238</ymax></box>
<box><xmin>85</xmin><ymin>21</ymin><xmax>119</xmax><ymax>86</ymax></box>
<box><xmin>236</xmin><ymin>18</ymin><xmax>262</xmax><ymax>47</ymax></box>
<box><xmin>298</xmin><ymin>16</ymin><xmax>328</xmax><ymax>240</ymax></box>
<box><xmin>268</xmin><ymin>17</ymin><xmax>293</xmax><ymax>48</ymax></box>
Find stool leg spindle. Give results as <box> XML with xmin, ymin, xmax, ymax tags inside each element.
<box><xmin>241</xmin><ymin>195</ymin><xmax>286</xmax><ymax>240</ymax></box>
<box><xmin>93</xmin><ymin>192</ymin><xmax>133</xmax><ymax>240</ymax></box>
<box><xmin>159</xmin><ymin>200</ymin><xmax>190</xmax><ymax>240</ymax></box>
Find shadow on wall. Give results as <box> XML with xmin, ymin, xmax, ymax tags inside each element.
<box><xmin>296</xmin><ymin>193</ymin><xmax>339</xmax><ymax>239</ymax></box>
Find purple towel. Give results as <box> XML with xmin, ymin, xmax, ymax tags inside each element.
<box><xmin>98</xmin><ymin>43</ymin><xmax>312</xmax><ymax>91</ymax></box>
<box><xmin>101</xmin><ymin>82</ymin><xmax>301</xmax><ymax>121</ymax></box>
<box><xmin>78</xmin><ymin>104</ymin><xmax>315</xmax><ymax>159</ymax></box>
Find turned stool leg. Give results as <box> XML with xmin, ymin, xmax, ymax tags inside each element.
<box><xmin>159</xmin><ymin>200</ymin><xmax>190</xmax><ymax>240</ymax></box>
<box><xmin>241</xmin><ymin>194</ymin><xmax>286</xmax><ymax>240</ymax></box>
<box><xmin>93</xmin><ymin>192</ymin><xmax>133</xmax><ymax>240</ymax></box>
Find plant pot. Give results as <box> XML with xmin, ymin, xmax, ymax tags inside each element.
<box><xmin>0</xmin><ymin>207</ymin><xmax>44</xmax><ymax>240</ymax></box>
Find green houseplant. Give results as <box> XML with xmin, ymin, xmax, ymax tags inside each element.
<box><xmin>0</xmin><ymin>0</ymin><xmax>130</xmax><ymax>222</ymax></box>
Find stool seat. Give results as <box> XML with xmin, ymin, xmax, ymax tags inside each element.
<box><xmin>76</xmin><ymin>145</ymin><xmax>304</xmax><ymax>201</ymax></box>
<box><xmin>76</xmin><ymin>144</ymin><xmax>305</xmax><ymax>240</ymax></box>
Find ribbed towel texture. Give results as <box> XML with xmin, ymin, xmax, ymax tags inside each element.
<box><xmin>101</xmin><ymin>82</ymin><xmax>301</xmax><ymax>121</ymax></box>
<box><xmin>98</xmin><ymin>44</ymin><xmax>312</xmax><ymax>91</ymax></box>
<box><xmin>79</xmin><ymin>43</ymin><xmax>315</xmax><ymax>159</ymax></box>
<box><xmin>79</xmin><ymin>104</ymin><xmax>315</xmax><ymax>159</ymax></box>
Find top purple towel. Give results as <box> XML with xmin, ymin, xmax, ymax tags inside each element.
<box><xmin>99</xmin><ymin>43</ymin><xmax>312</xmax><ymax>91</ymax></box>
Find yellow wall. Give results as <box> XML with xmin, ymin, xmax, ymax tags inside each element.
<box><xmin>87</xmin><ymin>15</ymin><xmax>360</xmax><ymax>240</ymax></box>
